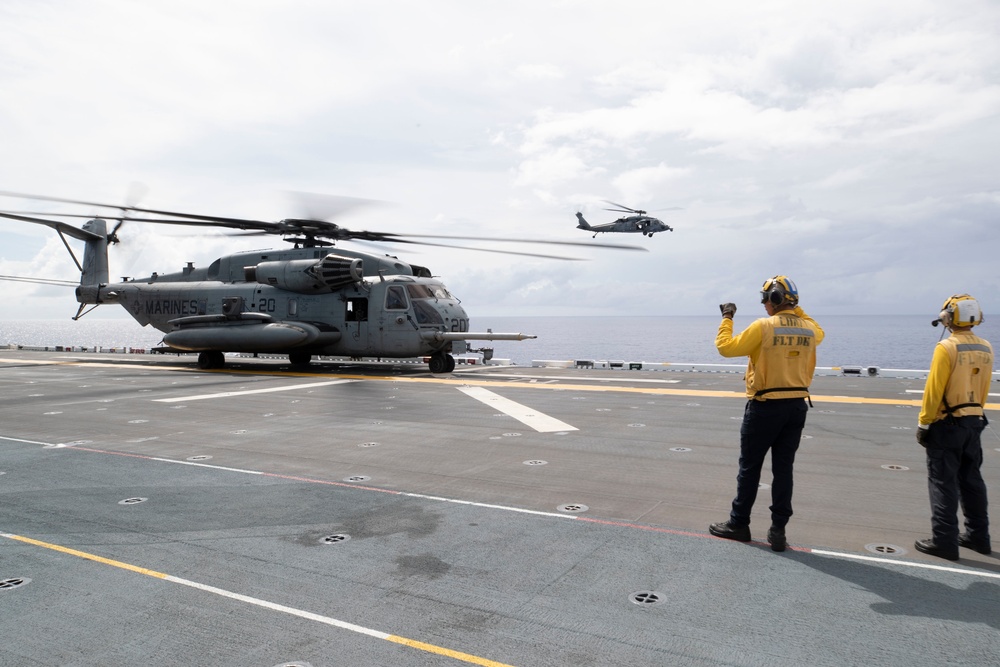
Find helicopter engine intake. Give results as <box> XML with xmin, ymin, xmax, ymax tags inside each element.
<box><xmin>246</xmin><ymin>254</ymin><xmax>364</xmax><ymax>293</ymax></box>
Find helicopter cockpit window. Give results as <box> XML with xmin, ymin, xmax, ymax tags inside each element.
<box><xmin>412</xmin><ymin>300</ymin><xmax>444</xmax><ymax>325</ymax></box>
<box><xmin>407</xmin><ymin>283</ymin><xmax>453</xmax><ymax>300</ymax></box>
<box><xmin>405</xmin><ymin>284</ymin><xmax>433</xmax><ymax>299</ymax></box>
<box><xmin>385</xmin><ymin>285</ymin><xmax>408</xmax><ymax>310</ymax></box>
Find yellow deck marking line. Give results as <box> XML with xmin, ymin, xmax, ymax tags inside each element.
<box><xmin>152</xmin><ymin>379</ymin><xmax>355</xmax><ymax>402</ymax></box>
<box><xmin>3</xmin><ymin>533</ymin><xmax>171</xmax><ymax>577</ymax></box>
<box><xmin>458</xmin><ymin>386</ymin><xmax>577</xmax><ymax>432</ymax></box>
<box><xmin>1</xmin><ymin>531</ymin><xmax>516</xmax><ymax>667</ymax></box>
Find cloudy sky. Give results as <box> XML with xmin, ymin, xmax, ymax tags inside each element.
<box><xmin>2</xmin><ymin>0</ymin><xmax>999</xmax><ymax>322</ymax></box>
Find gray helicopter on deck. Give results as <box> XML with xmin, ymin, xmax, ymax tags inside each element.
<box><xmin>0</xmin><ymin>191</ymin><xmax>645</xmax><ymax>372</ymax></box>
<box><xmin>576</xmin><ymin>201</ymin><xmax>674</xmax><ymax>238</ymax></box>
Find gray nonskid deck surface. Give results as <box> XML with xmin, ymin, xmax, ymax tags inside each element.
<box><xmin>1</xmin><ymin>351</ymin><xmax>997</xmax><ymax>667</ymax></box>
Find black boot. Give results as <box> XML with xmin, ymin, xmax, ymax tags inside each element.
<box><xmin>958</xmin><ymin>533</ymin><xmax>991</xmax><ymax>555</ymax></box>
<box><xmin>914</xmin><ymin>538</ymin><xmax>959</xmax><ymax>561</ymax></box>
<box><xmin>767</xmin><ymin>526</ymin><xmax>787</xmax><ymax>552</ymax></box>
<box><xmin>709</xmin><ymin>521</ymin><xmax>751</xmax><ymax>542</ymax></box>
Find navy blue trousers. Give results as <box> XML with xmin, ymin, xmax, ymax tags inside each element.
<box><xmin>924</xmin><ymin>415</ymin><xmax>990</xmax><ymax>547</ymax></box>
<box><xmin>730</xmin><ymin>398</ymin><xmax>808</xmax><ymax>529</ymax></box>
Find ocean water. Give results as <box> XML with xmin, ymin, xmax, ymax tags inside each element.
<box><xmin>2</xmin><ymin>315</ymin><xmax>999</xmax><ymax>371</ymax></box>
<box><xmin>474</xmin><ymin>315</ymin><xmax>1000</xmax><ymax>370</ymax></box>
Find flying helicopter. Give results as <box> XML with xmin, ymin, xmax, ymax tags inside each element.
<box><xmin>0</xmin><ymin>191</ymin><xmax>645</xmax><ymax>373</ymax></box>
<box><xmin>575</xmin><ymin>201</ymin><xmax>674</xmax><ymax>238</ymax></box>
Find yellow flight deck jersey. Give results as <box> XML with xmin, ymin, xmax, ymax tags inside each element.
<box><xmin>716</xmin><ymin>306</ymin><xmax>824</xmax><ymax>400</ymax></box>
<box><xmin>918</xmin><ymin>330</ymin><xmax>994</xmax><ymax>426</ymax></box>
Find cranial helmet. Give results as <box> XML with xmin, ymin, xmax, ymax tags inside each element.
<box><xmin>760</xmin><ymin>275</ymin><xmax>799</xmax><ymax>307</ymax></box>
<box><xmin>938</xmin><ymin>294</ymin><xmax>984</xmax><ymax>328</ymax></box>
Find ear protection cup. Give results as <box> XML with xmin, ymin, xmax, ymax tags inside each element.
<box><xmin>767</xmin><ymin>289</ymin><xmax>783</xmax><ymax>305</ymax></box>
<box><xmin>940</xmin><ymin>294</ymin><xmax>983</xmax><ymax>328</ymax></box>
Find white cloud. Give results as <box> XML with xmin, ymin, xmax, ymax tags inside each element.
<box><xmin>1</xmin><ymin>0</ymin><xmax>999</xmax><ymax>323</ymax></box>
<box><xmin>612</xmin><ymin>163</ymin><xmax>691</xmax><ymax>204</ymax></box>
<box><xmin>513</xmin><ymin>63</ymin><xmax>563</xmax><ymax>81</ymax></box>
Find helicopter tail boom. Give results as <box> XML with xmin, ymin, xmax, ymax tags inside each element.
<box><xmin>575</xmin><ymin>212</ymin><xmax>592</xmax><ymax>230</ymax></box>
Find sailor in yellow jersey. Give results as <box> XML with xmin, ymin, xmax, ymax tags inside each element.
<box><xmin>914</xmin><ymin>294</ymin><xmax>993</xmax><ymax>561</ymax></box>
<box><xmin>709</xmin><ymin>276</ymin><xmax>824</xmax><ymax>552</ymax></box>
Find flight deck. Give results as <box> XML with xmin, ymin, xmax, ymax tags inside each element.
<box><xmin>1</xmin><ymin>349</ymin><xmax>998</xmax><ymax>666</ymax></box>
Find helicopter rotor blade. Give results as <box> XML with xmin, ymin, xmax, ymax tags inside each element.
<box><xmin>0</xmin><ymin>190</ymin><xmax>279</xmax><ymax>230</ymax></box>
<box><xmin>2</xmin><ymin>192</ymin><xmax>649</xmax><ymax>258</ymax></box>
<box><xmin>0</xmin><ymin>274</ymin><xmax>78</xmax><ymax>286</ymax></box>
<box><xmin>216</xmin><ymin>228</ymin><xmax>581</xmax><ymax>259</ymax></box>
<box><xmin>286</xmin><ymin>191</ymin><xmax>386</xmax><ymax>221</ymax></box>
<box><xmin>0</xmin><ymin>210</ymin><xmax>104</xmax><ymax>241</ymax></box>
<box><xmin>0</xmin><ymin>211</ymin><xmax>111</xmax><ymax>220</ymax></box>
<box><xmin>326</xmin><ymin>235</ymin><xmax>587</xmax><ymax>261</ymax></box>
<box><xmin>602</xmin><ymin>200</ymin><xmax>639</xmax><ymax>213</ymax></box>
<box><xmin>381</xmin><ymin>232</ymin><xmax>647</xmax><ymax>252</ymax></box>
<box><xmin>108</xmin><ymin>181</ymin><xmax>150</xmax><ymax>243</ymax></box>
<box><xmin>602</xmin><ymin>200</ymin><xmax>650</xmax><ymax>216</ymax></box>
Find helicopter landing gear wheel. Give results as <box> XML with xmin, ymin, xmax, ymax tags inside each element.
<box><xmin>289</xmin><ymin>351</ymin><xmax>312</xmax><ymax>366</ymax></box>
<box><xmin>429</xmin><ymin>353</ymin><xmax>454</xmax><ymax>374</ymax></box>
<box><xmin>197</xmin><ymin>351</ymin><xmax>225</xmax><ymax>370</ymax></box>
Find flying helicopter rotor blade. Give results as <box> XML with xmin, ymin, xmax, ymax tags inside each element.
<box><xmin>380</xmin><ymin>232</ymin><xmax>648</xmax><ymax>252</ymax></box>
<box><xmin>109</xmin><ymin>181</ymin><xmax>149</xmax><ymax>241</ymax></box>
<box><xmin>0</xmin><ymin>274</ymin><xmax>78</xmax><ymax>286</ymax></box>
<box><xmin>0</xmin><ymin>190</ymin><xmax>135</xmax><ymax>213</ymax></box>
<box><xmin>0</xmin><ymin>210</ymin><xmax>244</xmax><ymax>231</ymax></box>
<box><xmin>286</xmin><ymin>191</ymin><xmax>387</xmax><ymax>221</ymax></box>
<box><xmin>0</xmin><ymin>211</ymin><xmax>113</xmax><ymax>220</ymax></box>
<box><xmin>320</xmin><ymin>235</ymin><xmax>587</xmax><ymax>261</ymax></box>
<box><xmin>602</xmin><ymin>200</ymin><xmax>642</xmax><ymax>214</ymax></box>
<box><xmin>0</xmin><ymin>190</ymin><xmax>279</xmax><ymax>229</ymax></box>
<box><xmin>0</xmin><ymin>210</ymin><xmax>104</xmax><ymax>241</ymax></box>
<box><xmin>3</xmin><ymin>192</ymin><xmax>650</xmax><ymax>257</ymax></box>
<box><xmin>217</xmin><ymin>227</ymin><xmax>588</xmax><ymax>260</ymax></box>
<box><xmin>93</xmin><ymin>213</ymin><xmax>650</xmax><ymax>254</ymax></box>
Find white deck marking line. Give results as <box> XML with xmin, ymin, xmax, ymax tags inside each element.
<box><xmin>810</xmin><ymin>548</ymin><xmax>1000</xmax><ymax>580</ymax></box>
<box><xmin>10</xmin><ymin>439</ymin><xmax>1000</xmax><ymax>582</ymax></box>
<box><xmin>0</xmin><ymin>532</ymin><xmax>516</xmax><ymax>667</ymax></box>
<box><xmin>457</xmin><ymin>386</ymin><xmax>577</xmax><ymax>433</ymax></box>
<box><xmin>906</xmin><ymin>389</ymin><xmax>1000</xmax><ymax>397</ymax></box>
<box><xmin>153</xmin><ymin>379</ymin><xmax>355</xmax><ymax>402</ymax></box>
<box><xmin>401</xmin><ymin>492</ymin><xmax>575</xmax><ymax>519</ymax></box>
<box><xmin>0</xmin><ymin>436</ymin><xmax>58</xmax><ymax>446</ymax></box>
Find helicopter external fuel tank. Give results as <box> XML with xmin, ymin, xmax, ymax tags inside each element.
<box><xmin>162</xmin><ymin>313</ymin><xmax>335</xmax><ymax>352</ymax></box>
